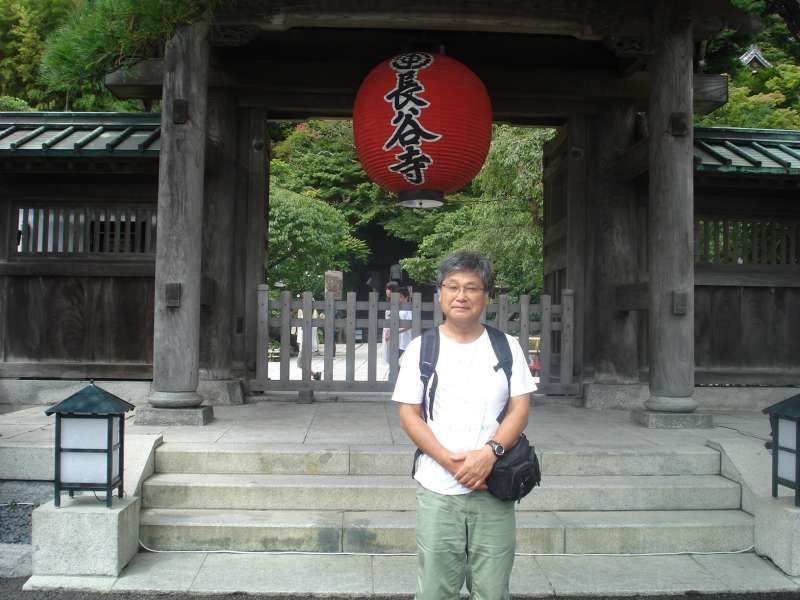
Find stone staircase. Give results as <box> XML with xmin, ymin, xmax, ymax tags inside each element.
<box><xmin>140</xmin><ymin>444</ymin><xmax>754</xmax><ymax>555</ymax></box>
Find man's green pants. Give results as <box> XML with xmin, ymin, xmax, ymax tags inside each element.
<box><xmin>415</xmin><ymin>485</ymin><xmax>516</xmax><ymax>600</ymax></box>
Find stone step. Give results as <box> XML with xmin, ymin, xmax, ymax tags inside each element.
<box><xmin>142</xmin><ymin>473</ymin><xmax>741</xmax><ymax>512</ymax></box>
<box><xmin>139</xmin><ymin>508</ymin><xmax>753</xmax><ymax>554</ymax></box>
<box><xmin>154</xmin><ymin>443</ymin><xmax>721</xmax><ymax>476</ymax></box>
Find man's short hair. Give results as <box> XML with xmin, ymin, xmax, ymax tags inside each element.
<box><xmin>385</xmin><ymin>280</ymin><xmax>400</xmax><ymax>292</ymax></box>
<box><xmin>436</xmin><ymin>251</ymin><xmax>494</xmax><ymax>291</ymax></box>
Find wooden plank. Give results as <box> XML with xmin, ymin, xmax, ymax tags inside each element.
<box><xmin>0</xmin><ymin>362</ymin><xmax>153</xmax><ymax>379</ymax></box>
<box><xmin>540</xmin><ymin>295</ymin><xmax>552</xmax><ymax>384</ymax></box>
<box><xmin>127</xmin><ymin>208</ymin><xmax>136</xmax><ymax>253</ymax></box>
<box><xmin>388</xmin><ymin>293</ymin><xmax>400</xmax><ymax>383</ymax></box>
<box><xmin>518</xmin><ymin>294</ymin><xmax>530</xmax><ymax>357</ymax></box>
<box><xmin>722</xmin><ymin>219</ymin><xmax>730</xmax><ymax>263</ymax></box>
<box><xmin>301</xmin><ymin>292</ymin><xmax>313</xmax><ymax>382</ymax></box>
<box><xmin>20</xmin><ymin>207</ymin><xmax>29</xmax><ymax>254</ymax></box>
<box><xmin>0</xmin><ymin>261</ymin><xmax>154</xmax><ymax>277</ymax></box>
<box><xmin>72</xmin><ymin>209</ymin><xmax>81</xmax><ymax>253</ymax></box>
<box><xmin>256</xmin><ymin>285</ymin><xmax>269</xmax><ymax>384</ymax></box>
<box><xmin>31</xmin><ymin>207</ymin><xmax>40</xmax><ymax>254</ymax></box>
<box><xmin>280</xmin><ymin>290</ymin><xmax>291</xmax><ymax>381</ymax></box>
<box><xmin>0</xmin><ymin>276</ymin><xmax>6</xmax><ymax>361</ymax></box>
<box><xmin>497</xmin><ymin>295</ymin><xmax>509</xmax><ymax>332</ymax></box>
<box><xmin>114</xmin><ymin>208</ymin><xmax>122</xmax><ymax>254</ymax></box>
<box><xmin>703</xmin><ymin>218</ymin><xmax>710</xmax><ymax>263</ymax></box>
<box><xmin>694</xmin><ymin>264</ymin><xmax>800</xmax><ymax>287</ymax></box>
<box><xmin>560</xmin><ymin>289</ymin><xmax>574</xmax><ymax>385</ymax></box>
<box><xmin>345</xmin><ymin>292</ymin><xmax>356</xmax><ymax>382</ymax></box>
<box><xmin>323</xmin><ymin>292</ymin><xmax>335</xmax><ymax>382</ymax></box>
<box><xmin>791</xmin><ymin>223</ymin><xmax>798</xmax><ymax>265</ymax></box>
<box><xmin>367</xmin><ymin>291</ymin><xmax>378</xmax><ymax>384</ymax></box>
<box><xmin>731</xmin><ymin>219</ymin><xmax>739</xmax><ymax>265</ymax></box>
<box><xmin>42</xmin><ymin>207</ymin><xmax>50</xmax><ymax>254</ymax></box>
<box><xmin>244</xmin><ymin>108</ymin><xmax>268</xmax><ymax>372</ymax></box>
<box><xmin>411</xmin><ymin>292</ymin><xmax>422</xmax><ymax>339</ymax></box>
<box><xmin>433</xmin><ymin>292</ymin><xmax>442</xmax><ymax>326</ymax></box>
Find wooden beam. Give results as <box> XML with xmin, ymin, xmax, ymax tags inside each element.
<box><xmin>106</xmin><ymin>59</ymin><xmax>728</xmax><ymax>116</ymax></box>
<box><xmin>695</xmin><ymin>264</ymin><xmax>800</xmax><ymax>287</ymax></box>
<box><xmin>0</xmin><ymin>261</ymin><xmax>154</xmax><ymax>277</ymax></box>
<box><xmin>213</xmin><ymin>0</ymin><xmax>652</xmax><ymax>40</ymax></box>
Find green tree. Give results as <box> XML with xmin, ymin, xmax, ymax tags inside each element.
<box><xmin>0</xmin><ymin>0</ymin><xmax>137</xmax><ymax>110</ymax></box>
<box><xmin>267</xmin><ymin>187</ymin><xmax>369</xmax><ymax>295</ymax></box>
<box><xmin>271</xmin><ymin>120</ymin><xmax>393</xmax><ymax>229</ymax></box>
<box><xmin>701</xmin><ymin>2</ymin><xmax>800</xmax><ymax>128</ymax></box>
<box><xmin>401</xmin><ymin>126</ymin><xmax>552</xmax><ymax>300</ymax></box>
<box><xmin>0</xmin><ymin>95</ymin><xmax>32</xmax><ymax>111</ymax></box>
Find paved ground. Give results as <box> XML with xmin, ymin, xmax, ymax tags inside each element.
<box><xmin>1</xmin><ymin>378</ymin><xmax>793</xmax><ymax>598</ymax></box>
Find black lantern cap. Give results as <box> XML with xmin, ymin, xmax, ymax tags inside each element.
<box><xmin>45</xmin><ymin>382</ymin><xmax>135</xmax><ymax>416</ymax></box>
<box><xmin>762</xmin><ymin>392</ymin><xmax>800</xmax><ymax>418</ymax></box>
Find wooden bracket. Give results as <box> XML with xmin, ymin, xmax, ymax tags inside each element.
<box><xmin>669</xmin><ymin>112</ymin><xmax>690</xmax><ymax>137</ymax></box>
<box><xmin>172</xmin><ymin>99</ymin><xmax>189</xmax><ymax>124</ymax></box>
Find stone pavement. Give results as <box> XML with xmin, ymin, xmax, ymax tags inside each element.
<box><xmin>3</xmin><ymin>391</ymin><xmax>799</xmax><ymax>596</ymax></box>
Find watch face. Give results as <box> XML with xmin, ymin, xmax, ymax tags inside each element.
<box><xmin>493</xmin><ymin>442</ymin><xmax>505</xmax><ymax>456</ymax></box>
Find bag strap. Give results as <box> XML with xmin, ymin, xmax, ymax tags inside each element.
<box><xmin>418</xmin><ymin>327</ymin><xmax>440</xmax><ymax>422</ymax></box>
<box><xmin>412</xmin><ymin>328</ymin><xmax>439</xmax><ymax>478</ymax></box>
<box><xmin>485</xmin><ymin>325</ymin><xmax>513</xmax><ymax>422</ymax></box>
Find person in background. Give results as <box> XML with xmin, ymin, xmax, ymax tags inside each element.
<box><xmin>382</xmin><ymin>280</ymin><xmax>400</xmax><ymax>371</ymax></box>
<box><xmin>396</xmin><ymin>287</ymin><xmax>412</xmax><ymax>361</ymax></box>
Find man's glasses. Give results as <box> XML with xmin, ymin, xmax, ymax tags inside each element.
<box><xmin>440</xmin><ymin>284</ymin><xmax>485</xmax><ymax>296</ymax></box>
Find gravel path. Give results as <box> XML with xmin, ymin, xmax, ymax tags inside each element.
<box><xmin>0</xmin><ymin>503</ymin><xmax>35</xmax><ymax>544</ymax></box>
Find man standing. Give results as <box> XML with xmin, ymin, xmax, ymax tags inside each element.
<box><xmin>392</xmin><ymin>251</ymin><xmax>536</xmax><ymax>600</ymax></box>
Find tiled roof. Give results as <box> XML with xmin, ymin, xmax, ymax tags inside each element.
<box><xmin>694</xmin><ymin>127</ymin><xmax>800</xmax><ymax>176</ymax></box>
<box><xmin>0</xmin><ymin>112</ymin><xmax>160</xmax><ymax>157</ymax></box>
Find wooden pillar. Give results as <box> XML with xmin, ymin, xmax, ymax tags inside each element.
<box><xmin>148</xmin><ymin>21</ymin><xmax>210</xmax><ymax>408</ymax></box>
<box><xmin>646</xmin><ymin>2</ymin><xmax>697</xmax><ymax>412</ymax></box>
<box><xmin>233</xmin><ymin>109</ymin><xmax>268</xmax><ymax>373</ymax></box>
<box><xmin>566</xmin><ymin>116</ymin><xmax>588</xmax><ymax>382</ymax></box>
<box><xmin>588</xmin><ymin>104</ymin><xmax>640</xmax><ymax>383</ymax></box>
<box><xmin>200</xmin><ymin>90</ymin><xmax>237</xmax><ymax>378</ymax></box>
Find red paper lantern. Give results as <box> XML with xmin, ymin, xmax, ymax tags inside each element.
<box><xmin>353</xmin><ymin>52</ymin><xmax>492</xmax><ymax>208</ymax></box>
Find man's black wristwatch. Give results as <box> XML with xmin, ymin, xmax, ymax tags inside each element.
<box><xmin>486</xmin><ymin>440</ymin><xmax>505</xmax><ymax>456</ymax></box>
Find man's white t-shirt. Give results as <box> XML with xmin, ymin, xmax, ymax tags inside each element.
<box><xmin>392</xmin><ymin>327</ymin><xmax>537</xmax><ymax>495</ymax></box>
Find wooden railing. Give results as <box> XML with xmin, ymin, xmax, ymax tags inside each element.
<box><xmin>251</xmin><ymin>286</ymin><xmax>578</xmax><ymax>397</ymax></box>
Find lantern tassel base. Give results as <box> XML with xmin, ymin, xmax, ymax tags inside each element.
<box><xmin>398</xmin><ymin>190</ymin><xmax>443</xmax><ymax>208</ymax></box>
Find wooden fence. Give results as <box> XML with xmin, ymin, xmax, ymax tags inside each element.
<box><xmin>251</xmin><ymin>285</ymin><xmax>578</xmax><ymax>396</ymax></box>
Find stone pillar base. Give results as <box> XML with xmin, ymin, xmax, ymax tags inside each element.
<box><xmin>645</xmin><ymin>395</ymin><xmax>698</xmax><ymax>412</ymax></box>
<box><xmin>631</xmin><ymin>407</ymin><xmax>713</xmax><ymax>429</ymax></box>
<box><xmin>134</xmin><ymin>405</ymin><xmax>214</xmax><ymax>426</ymax></box>
<box><xmin>32</xmin><ymin>496</ymin><xmax>139</xmax><ymax>576</ymax></box>
<box><xmin>147</xmin><ymin>390</ymin><xmax>204</xmax><ymax>408</ymax></box>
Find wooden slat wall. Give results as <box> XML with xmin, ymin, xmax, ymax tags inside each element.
<box><xmin>696</xmin><ymin>216</ymin><xmax>800</xmax><ymax>266</ymax></box>
<box><xmin>13</xmin><ymin>205</ymin><xmax>157</xmax><ymax>256</ymax></box>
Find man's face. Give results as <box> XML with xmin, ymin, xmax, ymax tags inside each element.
<box><xmin>439</xmin><ymin>270</ymin><xmax>488</xmax><ymax>326</ymax></box>
<box><xmin>385</xmin><ymin>288</ymin><xmax>392</xmax><ymax>299</ymax></box>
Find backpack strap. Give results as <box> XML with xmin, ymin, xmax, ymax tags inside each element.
<box><xmin>412</xmin><ymin>328</ymin><xmax>440</xmax><ymax>478</ymax></box>
<box><xmin>418</xmin><ymin>327</ymin><xmax>440</xmax><ymax>422</ymax></box>
<box><xmin>485</xmin><ymin>325</ymin><xmax>513</xmax><ymax>423</ymax></box>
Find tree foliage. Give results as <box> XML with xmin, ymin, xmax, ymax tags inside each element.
<box><xmin>267</xmin><ymin>186</ymin><xmax>369</xmax><ymax>295</ymax></box>
<box><xmin>40</xmin><ymin>0</ymin><xmax>214</xmax><ymax>100</ymax></box>
<box><xmin>401</xmin><ymin>126</ymin><xmax>553</xmax><ymax>300</ymax></box>
<box><xmin>0</xmin><ymin>0</ymin><xmax>137</xmax><ymax>110</ymax></box>
<box><xmin>700</xmin><ymin>3</ymin><xmax>800</xmax><ymax>128</ymax></box>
